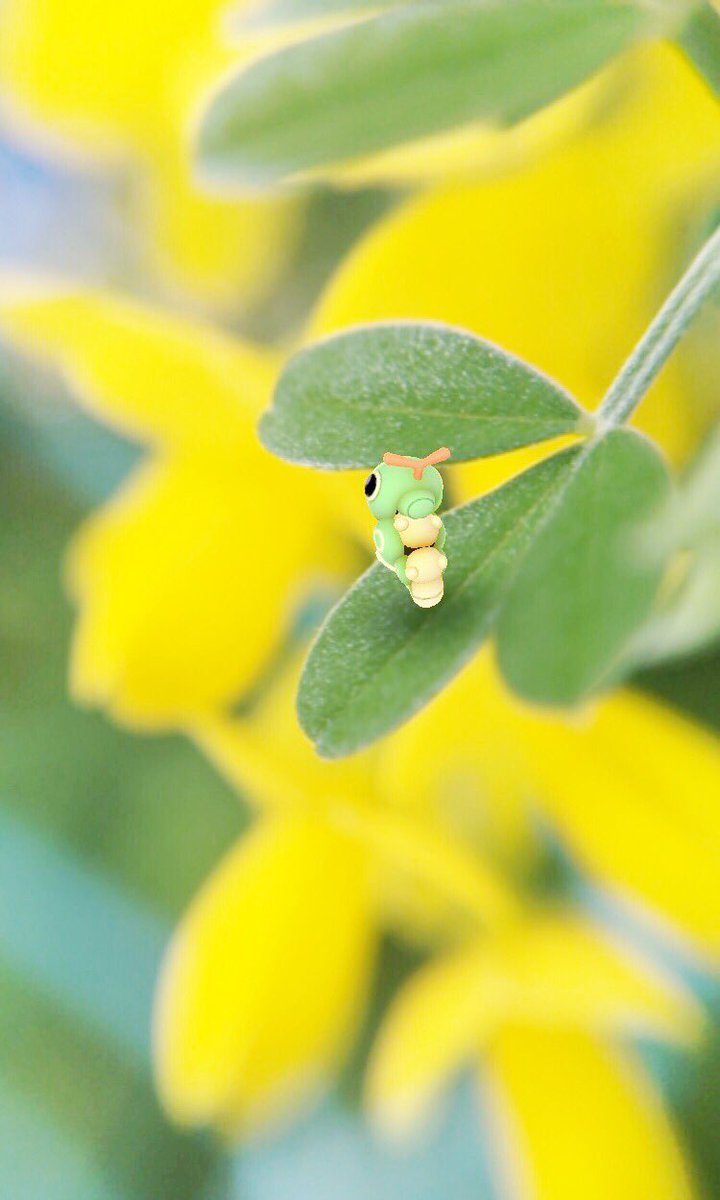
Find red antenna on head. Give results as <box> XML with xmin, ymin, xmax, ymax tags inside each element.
<box><xmin>383</xmin><ymin>447</ymin><xmax>451</xmax><ymax>480</ymax></box>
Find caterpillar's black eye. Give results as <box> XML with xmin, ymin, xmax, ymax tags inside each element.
<box><xmin>364</xmin><ymin>471</ymin><xmax>380</xmax><ymax>498</ymax></box>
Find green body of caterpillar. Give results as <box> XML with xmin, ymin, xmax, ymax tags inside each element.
<box><xmin>364</xmin><ymin>455</ymin><xmax>448</xmax><ymax>604</ymax></box>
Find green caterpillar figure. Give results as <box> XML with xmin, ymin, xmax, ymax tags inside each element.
<box><xmin>364</xmin><ymin>447</ymin><xmax>450</xmax><ymax>608</ymax></box>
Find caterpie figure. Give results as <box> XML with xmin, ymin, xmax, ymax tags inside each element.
<box><xmin>364</xmin><ymin>448</ymin><xmax>451</xmax><ymax>607</ymax></box>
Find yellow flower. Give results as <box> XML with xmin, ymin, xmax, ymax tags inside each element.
<box><xmin>154</xmin><ymin>650</ymin><xmax>704</xmax><ymax>1198</ymax></box>
<box><xmin>0</xmin><ymin>0</ymin><xmax>300</xmax><ymax>307</ymax></box>
<box><xmin>311</xmin><ymin>42</ymin><xmax>720</xmax><ymax>480</ymax></box>
<box><xmin>383</xmin><ymin>649</ymin><xmax>720</xmax><ymax>955</ymax></box>
<box><xmin>0</xmin><ymin>286</ymin><xmax>359</xmax><ymax>725</ymax></box>
<box><xmin>367</xmin><ymin>924</ymin><xmax>700</xmax><ymax>1199</ymax></box>
<box><xmin>154</xmin><ymin>812</ymin><xmax>376</xmax><ymax>1136</ymax></box>
<box><xmin>155</xmin><ymin>652</ymin><xmax>518</xmax><ymax>1134</ymax></box>
<box><xmin>483</xmin><ymin>1027</ymin><xmax>694</xmax><ymax>1200</ymax></box>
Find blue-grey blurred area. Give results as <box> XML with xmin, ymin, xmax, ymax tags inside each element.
<box><xmin>0</xmin><ymin>133</ymin><xmax>135</xmax><ymax>282</ymax></box>
<box><xmin>237</xmin><ymin>1082</ymin><xmax>496</xmax><ymax>1200</ymax></box>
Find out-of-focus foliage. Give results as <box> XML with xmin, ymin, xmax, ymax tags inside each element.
<box><xmin>198</xmin><ymin>0</ymin><xmax>677</xmax><ymax>184</ymax></box>
<box><xmin>631</xmin><ymin>423</ymin><xmax>720</xmax><ymax>664</ymax></box>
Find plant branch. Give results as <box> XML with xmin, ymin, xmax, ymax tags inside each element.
<box><xmin>598</xmin><ymin>222</ymin><xmax>720</xmax><ymax>427</ymax></box>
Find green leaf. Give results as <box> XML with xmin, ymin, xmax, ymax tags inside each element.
<box><xmin>678</xmin><ymin>2</ymin><xmax>720</xmax><ymax>100</ymax></box>
<box><xmin>627</xmin><ymin>422</ymin><xmax>720</xmax><ymax>666</ymax></box>
<box><xmin>650</xmin><ymin>423</ymin><xmax>720</xmax><ymax>552</ymax></box>
<box><xmin>0</xmin><ymin>1089</ymin><xmax>127</xmax><ymax>1200</ymax></box>
<box><xmin>261</xmin><ymin>322</ymin><xmax>588</xmax><ymax>468</ymax></box>
<box><xmin>198</xmin><ymin>0</ymin><xmax>673</xmax><ymax>184</ymax></box>
<box><xmin>496</xmin><ymin>428</ymin><xmax>670</xmax><ymax>705</ymax></box>
<box><xmin>629</xmin><ymin>545</ymin><xmax>720</xmax><ymax>666</ymax></box>
<box><xmin>298</xmin><ymin>446</ymin><xmax>579</xmax><ymax>756</ymax></box>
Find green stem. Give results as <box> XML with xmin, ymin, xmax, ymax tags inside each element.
<box><xmin>598</xmin><ymin>222</ymin><xmax>720</xmax><ymax>427</ymax></box>
<box><xmin>678</xmin><ymin>3</ymin><xmax>720</xmax><ymax>98</ymax></box>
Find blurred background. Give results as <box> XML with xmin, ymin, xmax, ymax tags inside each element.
<box><xmin>1</xmin><ymin>2</ymin><xmax>720</xmax><ymax>1198</ymax></box>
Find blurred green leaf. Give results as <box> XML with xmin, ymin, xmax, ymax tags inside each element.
<box><xmin>672</xmin><ymin>1025</ymin><xmax>720</xmax><ymax>1200</ymax></box>
<box><xmin>627</xmin><ymin>424</ymin><xmax>720</xmax><ymax>666</ymax></box>
<box><xmin>496</xmin><ymin>429</ymin><xmax>669</xmax><ymax>705</ymax></box>
<box><xmin>0</xmin><ymin>1091</ymin><xmax>127</xmax><ymax>1200</ymax></box>
<box><xmin>298</xmin><ymin>446</ymin><xmax>578</xmax><ymax>756</ymax></box>
<box><xmin>650</xmin><ymin>423</ymin><xmax>720</xmax><ymax>552</ymax></box>
<box><xmin>638</xmin><ymin>646</ymin><xmax>720</xmax><ymax>733</ymax></box>
<box><xmin>678</xmin><ymin>2</ymin><xmax>720</xmax><ymax>99</ymax></box>
<box><xmin>241</xmin><ymin>188</ymin><xmax>393</xmax><ymax>344</ymax></box>
<box><xmin>261</xmin><ymin>322</ymin><xmax>587</xmax><ymax>467</ymax></box>
<box><xmin>0</xmin><ymin>963</ymin><xmax>227</xmax><ymax>1200</ymax></box>
<box><xmin>630</xmin><ymin>547</ymin><xmax>720</xmax><ymax>666</ymax></box>
<box><xmin>198</xmin><ymin>0</ymin><xmax>673</xmax><ymax>185</ymax></box>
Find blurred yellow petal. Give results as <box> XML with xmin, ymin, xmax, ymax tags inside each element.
<box><xmin>493</xmin><ymin>915</ymin><xmax>702</xmax><ymax>1040</ymax></box>
<box><xmin>344</xmin><ymin>804</ymin><xmax>520</xmax><ymax>937</ymax></box>
<box><xmin>396</xmin><ymin>649</ymin><xmax>720</xmax><ymax>952</ymax></box>
<box><xmin>366</xmin><ymin>943</ymin><xmax>500</xmax><ymax>1137</ymax></box>
<box><xmin>0</xmin><ymin>0</ymin><xmax>214</xmax><ymax>154</ymax></box>
<box><xmin>561</xmin><ymin>690</ymin><xmax>720</xmax><ymax>848</ymax></box>
<box><xmin>0</xmin><ymin>284</ymin><xmax>363</xmax><ymax>550</ymax></box>
<box><xmin>377</xmin><ymin>651</ymin><xmax>539</xmax><ymax>872</ymax></box>
<box><xmin>193</xmin><ymin>650</ymin><xmax>378</xmax><ymax>810</ymax></box>
<box><xmin>154</xmin><ymin>815</ymin><xmax>375</xmax><ymax>1135</ymax></box>
<box><xmin>0</xmin><ymin>1</ymin><xmax>302</xmax><ymax>305</ymax></box>
<box><xmin>67</xmin><ymin>447</ymin><xmax>351</xmax><ymax>725</ymax></box>
<box><xmin>517</xmin><ymin>689</ymin><xmax>720</xmax><ymax>951</ymax></box>
<box><xmin>485</xmin><ymin>1027</ymin><xmax>697</xmax><ymax>1200</ymax></box>
<box><xmin>0</xmin><ymin>288</ymin><xmax>356</xmax><ymax>725</ymax></box>
<box><xmin>367</xmin><ymin>913</ymin><xmax>700</xmax><ymax>1136</ymax></box>
<box><xmin>194</xmin><ymin>654</ymin><xmax>518</xmax><ymax>935</ymax></box>
<box><xmin>0</xmin><ymin>287</ymin><xmax>276</xmax><ymax>446</ymax></box>
<box><xmin>0</xmin><ymin>0</ymin><xmax>277</xmax><ymax>156</ymax></box>
<box><xmin>143</xmin><ymin>147</ymin><xmax>301</xmax><ymax>309</ymax></box>
<box><xmin>143</xmin><ymin>30</ymin><xmax>303</xmax><ymax>309</ymax></box>
<box><xmin>311</xmin><ymin>43</ymin><xmax>720</xmax><ymax>474</ymax></box>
